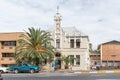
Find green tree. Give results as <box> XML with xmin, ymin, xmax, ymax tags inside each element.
<box><xmin>89</xmin><ymin>43</ymin><xmax>93</xmax><ymax>52</ymax></box>
<box><xmin>15</xmin><ymin>27</ymin><xmax>55</xmax><ymax>65</ymax></box>
<box><xmin>61</xmin><ymin>55</ymin><xmax>74</xmax><ymax>69</ymax></box>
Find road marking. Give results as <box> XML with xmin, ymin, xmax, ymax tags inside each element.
<box><xmin>96</xmin><ymin>79</ymin><xmax>120</xmax><ymax>80</ymax></box>
<box><xmin>91</xmin><ymin>74</ymin><xmax>107</xmax><ymax>77</ymax></box>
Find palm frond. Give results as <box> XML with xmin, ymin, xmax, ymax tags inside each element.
<box><xmin>15</xmin><ymin>27</ymin><xmax>55</xmax><ymax>65</ymax></box>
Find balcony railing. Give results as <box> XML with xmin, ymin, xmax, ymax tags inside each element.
<box><xmin>1</xmin><ymin>57</ymin><xmax>14</xmax><ymax>61</ymax></box>
<box><xmin>1</xmin><ymin>46</ymin><xmax>4</xmax><ymax>49</ymax></box>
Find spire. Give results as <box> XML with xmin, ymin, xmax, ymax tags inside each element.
<box><xmin>54</xmin><ymin>5</ymin><xmax>62</xmax><ymax>29</ymax></box>
<box><xmin>54</xmin><ymin>5</ymin><xmax>62</xmax><ymax>21</ymax></box>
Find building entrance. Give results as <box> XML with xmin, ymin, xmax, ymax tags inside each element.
<box><xmin>55</xmin><ymin>52</ymin><xmax>61</xmax><ymax>69</ymax></box>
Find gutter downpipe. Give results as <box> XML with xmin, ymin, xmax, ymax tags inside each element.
<box><xmin>100</xmin><ymin>44</ymin><xmax>102</xmax><ymax>66</ymax></box>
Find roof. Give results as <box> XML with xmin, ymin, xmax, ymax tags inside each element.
<box><xmin>62</xmin><ymin>27</ymin><xmax>87</xmax><ymax>37</ymax></box>
<box><xmin>0</xmin><ymin>32</ymin><xmax>23</xmax><ymax>34</ymax></box>
<box><xmin>102</xmin><ymin>40</ymin><xmax>120</xmax><ymax>45</ymax></box>
<box><xmin>47</xmin><ymin>26</ymin><xmax>88</xmax><ymax>37</ymax></box>
<box><xmin>97</xmin><ymin>40</ymin><xmax>120</xmax><ymax>49</ymax></box>
<box><xmin>90</xmin><ymin>52</ymin><xmax>100</xmax><ymax>56</ymax></box>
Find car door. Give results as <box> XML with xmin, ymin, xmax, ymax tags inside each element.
<box><xmin>20</xmin><ymin>64</ymin><xmax>30</xmax><ymax>72</ymax></box>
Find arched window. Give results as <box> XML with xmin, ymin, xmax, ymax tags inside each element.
<box><xmin>70</xmin><ymin>55</ymin><xmax>74</xmax><ymax>65</ymax></box>
<box><xmin>55</xmin><ymin>52</ymin><xmax>61</xmax><ymax>57</ymax></box>
<box><xmin>70</xmin><ymin>39</ymin><xmax>74</xmax><ymax>48</ymax></box>
<box><xmin>56</xmin><ymin>39</ymin><xmax>60</xmax><ymax>48</ymax></box>
<box><xmin>76</xmin><ymin>55</ymin><xmax>80</xmax><ymax>65</ymax></box>
<box><xmin>76</xmin><ymin>39</ymin><xmax>80</xmax><ymax>48</ymax></box>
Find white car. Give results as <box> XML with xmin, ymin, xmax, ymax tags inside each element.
<box><xmin>0</xmin><ymin>66</ymin><xmax>9</xmax><ymax>73</ymax></box>
<box><xmin>92</xmin><ymin>65</ymin><xmax>100</xmax><ymax>70</ymax></box>
<box><xmin>0</xmin><ymin>73</ymin><xmax>3</xmax><ymax>80</ymax></box>
<box><xmin>0</xmin><ymin>77</ymin><xmax>2</xmax><ymax>80</ymax></box>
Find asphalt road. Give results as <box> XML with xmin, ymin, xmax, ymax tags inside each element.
<box><xmin>2</xmin><ymin>72</ymin><xmax>120</xmax><ymax>80</ymax></box>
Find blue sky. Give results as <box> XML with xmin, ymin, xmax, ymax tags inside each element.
<box><xmin>0</xmin><ymin>0</ymin><xmax>120</xmax><ymax>49</ymax></box>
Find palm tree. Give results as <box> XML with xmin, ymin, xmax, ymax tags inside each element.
<box><xmin>61</xmin><ymin>55</ymin><xmax>74</xmax><ymax>69</ymax></box>
<box><xmin>89</xmin><ymin>43</ymin><xmax>93</xmax><ymax>52</ymax></box>
<box><xmin>15</xmin><ymin>27</ymin><xmax>55</xmax><ymax>65</ymax></box>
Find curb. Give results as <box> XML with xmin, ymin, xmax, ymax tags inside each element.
<box><xmin>74</xmin><ymin>70</ymin><xmax>120</xmax><ymax>74</ymax></box>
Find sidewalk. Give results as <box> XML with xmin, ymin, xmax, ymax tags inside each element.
<box><xmin>41</xmin><ymin>68</ymin><xmax>120</xmax><ymax>74</ymax></box>
<box><xmin>74</xmin><ymin>70</ymin><xmax>120</xmax><ymax>74</ymax></box>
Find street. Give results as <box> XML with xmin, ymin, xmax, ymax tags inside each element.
<box><xmin>1</xmin><ymin>72</ymin><xmax>120</xmax><ymax>80</ymax></box>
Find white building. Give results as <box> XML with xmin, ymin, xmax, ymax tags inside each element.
<box><xmin>49</xmin><ymin>7</ymin><xmax>90</xmax><ymax>70</ymax></box>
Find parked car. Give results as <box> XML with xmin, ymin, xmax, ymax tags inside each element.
<box><xmin>92</xmin><ymin>65</ymin><xmax>100</xmax><ymax>70</ymax></box>
<box><xmin>0</xmin><ymin>73</ymin><xmax>3</xmax><ymax>80</ymax></box>
<box><xmin>9</xmin><ymin>62</ymin><xmax>40</xmax><ymax>73</ymax></box>
<box><xmin>0</xmin><ymin>66</ymin><xmax>9</xmax><ymax>73</ymax></box>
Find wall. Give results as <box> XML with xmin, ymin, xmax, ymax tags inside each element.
<box><xmin>0</xmin><ymin>32</ymin><xmax>23</xmax><ymax>66</ymax></box>
<box><xmin>102</xmin><ymin>44</ymin><xmax>120</xmax><ymax>61</ymax></box>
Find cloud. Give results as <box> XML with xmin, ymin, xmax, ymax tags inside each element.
<box><xmin>58</xmin><ymin>0</ymin><xmax>120</xmax><ymax>48</ymax></box>
<box><xmin>0</xmin><ymin>0</ymin><xmax>120</xmax><ymax>49</ymax></box>
<box><xmin>0</xmin><ymin>0</ymin><xmax>57</xmax><ymax>31</ymax></box>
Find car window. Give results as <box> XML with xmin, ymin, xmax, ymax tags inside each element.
<box><xmin>23</xmin><ymin>64</ymin><xmax>28</xmax><ymax>66</ymax></box>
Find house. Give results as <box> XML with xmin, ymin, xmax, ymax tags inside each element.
<box><xmin>49</xmin><ymin>7</ymin><xmax>90</xmax><ymax>70</ymax></box>
<box><xmin>0</xmin><ymin>32</ymin><xmax>23</xmax><ymax>67</ymax></box>
<box><xmin>99</xmin><ymin>40</ymin><xmax>120</xmax><ymax>67</ymax></box>
<box><xmin>90</xmin><ymin>52</ymin><xmax>100</xmax><ymax>68</ymax></box>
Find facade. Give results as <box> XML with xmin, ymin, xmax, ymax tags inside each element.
<box><xmin>49</xmin><ymin>7</ymin><xmax>90</xmax><ymax>70</ymax></box>
<box><xmin>99</xmin><ymin>40</ymin><xmax>120</xmax><ymax>67</ymax></box>
<box><xmin>0</xmin><ymin>32</ymin><xmax>23</xmax><ymax>67</ymax></box>
<box><xmin>90</xmin><ymin>52</ymin><xmax>100</xmax><ymax>67</ymax></box>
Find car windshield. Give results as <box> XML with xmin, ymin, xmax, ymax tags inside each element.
<box><xmin>22</xmin><ymin>62</ymin><xmax>31</xmax><ymax>66</ymax></box>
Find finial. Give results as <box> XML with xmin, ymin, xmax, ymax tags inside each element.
<box><xmin>57</xmin><ymin>5</ymin><xmax>59</xmax><ymax>13</ymax></box>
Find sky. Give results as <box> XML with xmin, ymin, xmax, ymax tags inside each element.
<box><xmin>0</xmin><ymin>0</ymin><xmax>120</xmax><ymax>49</ymax></box>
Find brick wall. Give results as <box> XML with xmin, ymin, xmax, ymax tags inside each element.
<box><xmin>102</xmin><ymin>44</ymin><xmax>120</xmax><ymax>61</ymax></box>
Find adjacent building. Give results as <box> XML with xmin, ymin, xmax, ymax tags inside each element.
<box><xmin>0</xmin><ymin>32</ymin><xmax>23</xmax><ymax>67</ymax></box>
<box><xmin>90</xmin><ymin>52</ymin><xmax>100</xmax><ymax>67</ymax></box>
<box><xmin>99</xmin><ymin>40</ymin><xmax>120</xmax><ymax>67</ymax></box>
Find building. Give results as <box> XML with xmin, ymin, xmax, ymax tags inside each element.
<box><xmin>99</xmin><ymin>40</ymin><xmax>120</xmax><ymax>67</ymax></box>
<box><xmin>0</xmin><ymin>32</ymin><xmax>23</xmax><ymax>67</ymax></box>
<box><xmin>0</xmin><ymin>7</ymin><xmax>90</xmax><ymax>70</ymax></box>
<box><xmin>49</xmin><ymin>7</ymin><xmax>90</xmax><ymax>70</ymax></box>
<box><xmin>90</xmin><ymin>52</ymin><xmax>100</xmax><ymax>67</ymax></box>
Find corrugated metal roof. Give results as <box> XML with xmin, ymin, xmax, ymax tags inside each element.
<box><xmin>102</xmin><ymin>40</ymin><xmax>120</xmax><ymax>45</ymax></box>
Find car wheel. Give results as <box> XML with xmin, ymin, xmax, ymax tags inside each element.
<box><xmin>30</xmin><ymin>69</ymin><xmax>35</xmax><ymax>73</ymax></box>
<box><xmin>14</xmin><ymin>69</ymin><xmax>18</xmax><ymax>74</ymax></box>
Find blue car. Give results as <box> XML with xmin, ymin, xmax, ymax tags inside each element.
<box><xmin>9</xmin><ymin>62</ymin><xmax>40</xmax><ymax>73</ymax></box>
